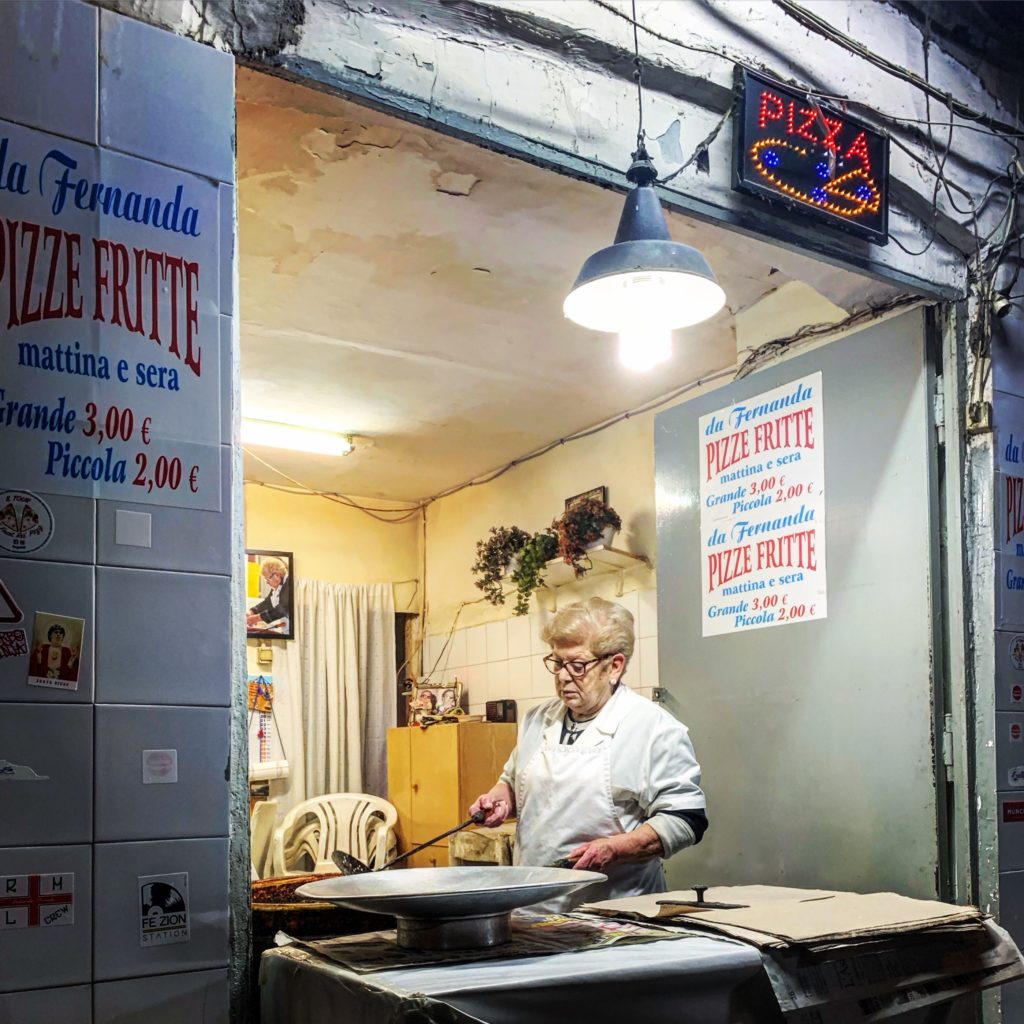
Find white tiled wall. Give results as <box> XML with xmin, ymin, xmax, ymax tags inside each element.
<box><xmin>423</xmin><ymin>588</ymin><xmax>661</xmax><ymax>718</ymax></box>
<box><xmin>0</xmin><ymin>4</ymin><xmax>234</xmax><ymax>1018</ymax></box>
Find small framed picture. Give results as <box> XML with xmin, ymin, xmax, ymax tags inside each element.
<box><xmin>409</xmin><ymin>681</ymin><xmax>463</xmax><ymax>724</ymax></box>
<box><xmin>565</xmin><ymin>486</ymin><xmax>607</xmax><ymax>511</ymax></box>
<box><xmin>27</xmin><ymin>612</ymin><xmax>85</xmax><ymax>691</ymax></box>
<box><xmin>246</xmin><ymin>550</ymin><xmax>294</xmax><ymax>640</ymax></box>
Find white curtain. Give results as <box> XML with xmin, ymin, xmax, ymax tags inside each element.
<box><xmin>280</xmin><ymin>580</ymin><xmax>396</xmax><ymax>805</ymax></box>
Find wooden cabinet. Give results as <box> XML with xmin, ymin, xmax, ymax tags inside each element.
<box><xmin>387</xmin><ymin>722</ymin><xmax>517</xmax><ymax>856</ymax></box>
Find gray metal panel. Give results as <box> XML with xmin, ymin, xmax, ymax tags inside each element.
<box><xmin>0</xmin><ymin>985</ymin><xmax>91</xmax><ymax>1024</ymax></box>
<box><xmin>96</xmin><ymin>447</ymin><xmax>231</xmax><ymax>575</ymax></box>
<box><xmin>0</xmin><ymin>704</ymin><xmax>92</xmax><ymax>846</ymax></box>
<box><xmin>996</xmin><ymin>631</ymin><xmax>1024</xmax><ymax>712</ymax></box>
<box><xmin>0</xmin><ymin>844</ymin><xmax>92</xmax><ymax>993</ymax></box>
<box><xmin>654</xmin><ymin>311</ymin><xmax>940</xmax><ymax>897</ymax></box>
<box><xmin>94</xmin><ymin>567</ymin><xmax>231</xmax><ymax>706</ymax></box>
<box><xmin>92</xmin><ymin>838</ymin><xmax>229</xmax><ymax>980</ymax></box>
<box><xmin>0</xmin><ymin>492</ymin><xmax>95</xmax><ymax>565</ymax></box>
<box><xmin>94</xmin><ymin>968</ymin><xmax>228</xmax><ymax>1024</ymax></box>
<box><xmin>0</xmin><ymin>558</ymin><xmax>94</xmax><ymax>704</ymax></box>
<box><xmin>94</xmin><ymin>705</ymin><xmax>230</xmax><ymax>841</ymax></box>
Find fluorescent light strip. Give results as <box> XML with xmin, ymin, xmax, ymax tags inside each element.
<box><xmin>241</xmin><ymin>418</ymin><xmax>353</xmax><ymax>456</ymax></box>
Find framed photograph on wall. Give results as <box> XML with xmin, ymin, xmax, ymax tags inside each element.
<box><xmin>409</xmin><ymin>681</ymin><xmax>464</xmax><ymax>724</ymax></box>
<box><xmin>565</xmin><ymin>486</ymin><xmax>607</xmax><ymax>511</ymax></box>
<box><xmin>246</xmin><ymin>550</ymin><xmax>294</xmax><ymax>640</ymax></box>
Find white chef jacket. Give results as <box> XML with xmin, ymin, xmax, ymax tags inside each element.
<box><xmin>500</xmin><ymin>684</ymin><xmax>705</xmax><ymax>903</ymax></box>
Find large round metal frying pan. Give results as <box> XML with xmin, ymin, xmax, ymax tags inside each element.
<box><xmin>297</xmin><ymin>865</ymin><xmax>606</xmax><ymax>949</ymax></box>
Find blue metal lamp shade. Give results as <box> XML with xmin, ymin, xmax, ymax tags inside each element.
<box><xmin>563</xmin><ymin>155</ymin><xmax>726</xmax><ymax>334</ymax></box>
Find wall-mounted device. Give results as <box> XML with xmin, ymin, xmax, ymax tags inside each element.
<box><xmin>486</xmin><ymin>699</ymin><xmax>517</xmax><ymax>723</ymax></box>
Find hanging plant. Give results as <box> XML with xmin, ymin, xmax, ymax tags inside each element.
<box><xmin>553</xmin><ymin>497</ymin><xmax>622</xmax><ymax>579</ymax></box>
<box><xmin>471</xmin><ymin>525</ymin><xmax>531</xmax><ymax>605</ymax></box>
<box><xmin>510</xmin><ymin>530</ymin><xmax>559</xmax><ymax>616</ymax></box>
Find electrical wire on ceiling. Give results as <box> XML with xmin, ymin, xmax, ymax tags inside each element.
<box><xmin>245</xmin><ymin>293</ymin><xmax>922</xmax><ymax>522</ymax></box>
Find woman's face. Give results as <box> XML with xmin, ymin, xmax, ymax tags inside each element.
<box><xmin>550</xmin><ymin>639</ymin><xmax>624</xmax><ymax>719</ymax></box>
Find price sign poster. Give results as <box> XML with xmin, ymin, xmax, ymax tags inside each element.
<box><xmin>0</xmin><ymin>118</ymin><xmax>221</xmax><ymax>510</ymax></box>
<box><xmin>699</xmin><ymin>372</ymin><xmax>827</xmax><ymax>636</ymax></box>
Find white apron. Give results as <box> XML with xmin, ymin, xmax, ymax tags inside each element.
<box><xmin>513</xmin><ymin>705</ymin><xmax>665</xmax><ymax>912</ymax></box>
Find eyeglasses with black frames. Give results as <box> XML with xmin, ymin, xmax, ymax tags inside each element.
<box><xmin>542</xmin><ymin>653</ymin><xmax>613</xmax><ymax>679</ymax></box>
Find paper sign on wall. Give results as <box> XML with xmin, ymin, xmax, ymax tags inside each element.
<box><xmin>699</xmin><ymin>372</ymin><xmax>827</xmax><ymax>636</ymax></box>
<box><xmin>0</xmin><ymin>873</ymin><xmax>74</xmax><ymax>928</ymax></box>
<box><xmin>0</xmin><ymin>117</ymin><xmax>221</xmax><ymax>511</ymax></box>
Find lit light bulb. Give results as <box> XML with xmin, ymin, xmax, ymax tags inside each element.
<box><xmin>617</xmin><ymin>328</ymin><xmax>672</xmax><ymax>372</ymax></box>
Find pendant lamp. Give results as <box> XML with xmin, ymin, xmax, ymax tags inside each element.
<box><xmin>563</xmin><ymin>7</ymin><xmax>725</xmax><ymax>370</ymax></box>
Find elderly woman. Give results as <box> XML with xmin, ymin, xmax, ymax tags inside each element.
<box><xmin>471</xmin><ymin>597</ymin><xmax>706</xmax><ymax>907</ymax></box>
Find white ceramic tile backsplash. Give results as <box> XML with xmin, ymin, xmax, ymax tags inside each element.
<box><xmin>506</xmin><ymin>656</ymin><xmax>532</xmax><ymax>699</ymax></box>
<box><xmin>485</xmin><ymin>660</ymin><xmax>510</xmax><ymax>704</ymax></box>
<box><xmin>506</xmin><ymin>616</ymin><xmax>532</xmax><ymax>659</ymax></box>
<box><xmin>531</xmin><ymin>656</ymin><xmax>553</xmax><ymax>699</ymax></box>
<box><xmin>640</xmin><ymin>636</ymin><xmax>659</xmax><ymax>688</ymax></box>
<box><xmin>485</xmin><ymin>620</ymin><xmax>508</xmax><ymax>662</ymax></box>
<box><xmin>465</xmin><ymin>625</ymin><xmax>488</xmax><ymax>666</ymax></box>
<box><xmin>447</xmin><ymin>629</ymin><xmax>467</xmax><ymax>670</ymax></box>
<box><xmin>638</xmin><ymin>588</ymin><xmax>659</xmax><ymax>638</ymax></box>
<box><xmin>529</xmin><ymin>612</ymin><xmax>551</xmax><ymax>654</ymax></box>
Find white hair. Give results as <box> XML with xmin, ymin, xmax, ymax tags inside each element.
<box><xmin>540</xmin><ymin>597</ymin><xmax>635</xmax><ymax>666</ymax></box>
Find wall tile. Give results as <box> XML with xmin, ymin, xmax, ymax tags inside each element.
<box><xmin>997</xmin><ymin>711</ymin><xmax>1024</xmax><ymax>794</ymax></box>
<box><xmin>455</xmin><ymin>664</ymin><xmax>481</xmax><ymax>707</ymax></box>
<box><xmin>95</xmin><ymin>568</ymin><xmax>230</xmax><ymax>705</ymax></box>
<box><xmin>996</xmin><ymin>630</ymin><xmax>1024</xmax><ymax>712</ymax></box>
<box><xmin>506</xmin><ymin>656</ymin><xmax>532</xmax><ymax>700</ymax></box>
<box><xmin>423</xmin><ymin>634</ymin><xmax>443</xmax><ymax>673</ymax></box>
<box><xmin>997</xmin><ymin>546</ymin><xmax>1024</xmax><ymax>631</ymax></box>
<box><xmin>93</xmin><ymin>838</ymin><xmax>229</xmax><ymax>981</ymax></box>
<box><xmin>0</xmin><ymin>1</ymin><xmax>97</xmax><ymax>143</ymax></box>
<box><xmin>95</xmin><ymin>967</ymin><xmax>229</xmax><ymax>1023</ymax></box>
<box><xmin>220</xmin><ymin>317</ymin><xmax>234</xmax><ymax>447</ymax></box>
<box><xmin>999</xmin><ymin>795</ymin><xmax>1024</xmax><ymax>872</ymax></box>
<box><xmin>0</xmin><ymin>984</ymin><xmax>90</xmax><ymax>1024</ymax></box>
<box><xmin>218</xmin><ymin>184</ymin><xmax>235</xmax><ymax>316</ymax></box>
<box><xmin>1001</xmin><ymin>870</ymin><xmax>1024</xmax><ymax>960</ymax></box>
<box><xmin>531</xmin><ymin>656</ymin><xmax>553</xmax><ymax>699</ymax></box>
<box><xmin>639</xmin><ymin>636</ymin><xmax>659</xmax><ymax>688</ymax></box>
<box><xmin>529</xmin><ymin>612</ymin><xmax>550</xmax><ymax>654</ymax></box>
<box><xmin>0</xmin><ymin>844</ymin><xmax>91</xmax><ymax>992</ymax></box>
<box><xmin>617</xmin><ymin>589</ymin><xmax>640</xmax><ymax>626</ymax></box>
<box><xmin>448</xmin><ymin>629</ymin><xmax>467</xmax><ymax>670</ymax></box>
<box><xmin>0</xmin><ymin>703</ymin><xmax>92</xmax><ymax>846</ymax></box>
<box><xmin>0</xmin><ymin>557</ymin><xmax>94</xmax><ymax>704</ymax></box>
<box><xmin>94</xmin><ymin>705</ymin><xmax>230</xmax><ymax>842</ymax></box>
<box><xmin>99</xmin><ymin>10</ymin><xmax>234</xmax><ymax>182</ymax></box>
<box><xmin>0</xmin><ymin>492</ymin><xmax>95</xmax><ymax>565</ymax></box>
<box><xmin>506</xmin><ymin>615</ymin><xmax>532</xmax><ymax>659</ymax></box>
<box><xmin>485</xmin><ymin>620</ymin><xmax>508</xmax><ymax>662</ymax></box>
<box><xmin>465</xmin><ymin>625</ymin><xmax>487</xmax><ymax>666</ymax></box>
<box><xmin>485</xmin><ymin>660</ymin><xmax>510</xmax><ymax>705</ymax></box>
<box><xmin>96</xmin><ymin>448</ymin><xmax>230</xmax><ymax>575</ymax></box>
<box><xmin>637</xmin><ymin>588</ymin><xmax>658</xmax><ymax>638</ymax></box>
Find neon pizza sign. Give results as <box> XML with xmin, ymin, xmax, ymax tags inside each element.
<box><xmin>733</xmin><ymin>70</ymin><xmax>889</xmax><ymax>243</ymax></box>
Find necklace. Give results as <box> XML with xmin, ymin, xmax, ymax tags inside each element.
<box><xmin>560</xmin><ymin>709</ymin><xmax>598</xmax><ymax>746</ymax></box>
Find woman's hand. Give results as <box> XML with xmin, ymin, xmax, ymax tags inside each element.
<box><xmin>469</xmin><ymin>782</ymin><xmax>515</xmax><ymax>827</ymax></box>
<box><xmin>566</xmin><ymin>824</ymin><xmax>664</xmax><ymax>871</ymax></box>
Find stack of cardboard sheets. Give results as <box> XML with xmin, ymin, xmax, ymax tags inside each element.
<box><xmin>579</xmin><ymin>886</ymin><xmax>1024</xmax><ymax>1022</ymax></box>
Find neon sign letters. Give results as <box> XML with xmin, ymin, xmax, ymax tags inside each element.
<box><xmin>734</xmin><ymin>70</ymin><xmax>889</xmax><ymax>243</ymax></box>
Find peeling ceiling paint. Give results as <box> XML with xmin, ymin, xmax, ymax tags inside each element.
<box><xmin>236</xmin><ymin>68</ymin><xmax>897</xmax><ymax>501</ymax></box>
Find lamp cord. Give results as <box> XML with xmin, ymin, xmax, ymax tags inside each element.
<box><xmin>631</xmin><ymin>0</ymin><xmax>644</xmax><ymax>153</ymax></box>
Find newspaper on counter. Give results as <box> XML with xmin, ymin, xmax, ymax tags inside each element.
<box><xmin>282</xmin><ymin>909</ymin><xmax>692</xmax><ymax>974</ymax></box>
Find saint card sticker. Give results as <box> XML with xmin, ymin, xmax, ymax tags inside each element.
<box><xmin>0</xmin><ymin>491</ymin><xmax>53</xmax><ymax>554</ymax></box>
<box><xmin>139</xmin><ymin>873</ymin><xmax>190</xmax><ymax>946</ymax></box>
<box><xmin>0</xmin><ymin>873</ymin><xmax>74</xmax><ymax>928</ymax></box>
<box><xmin>27</xmin><ymin>612</ymin><xmax>84</xmax><ymax>690</ymax></box>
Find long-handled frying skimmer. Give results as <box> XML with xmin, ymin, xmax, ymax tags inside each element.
<box><xmin>331</xmin><ymin>811</ymin><xmax>487</xmax><ymax>875</ymax></box>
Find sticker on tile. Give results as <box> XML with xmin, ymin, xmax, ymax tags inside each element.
<box><xmin>0</xmin><ymin>491</ymin><xmax>54</xmax><ymax>553</ymax></box>
<box><xmin>0</xmin><ymin>759</ymin><xmax>49</xmax><ymax>781</ymax></box>
<box><xmin>139</xmin><ymin>873</ymin><xmax>189</xmax><ymax>946</ymax></box>
<box><xmin>1005</xmin><ymin>801</ymin><xmax>1024</xmax><ymax>823</ymax></box>
<box><xmin>142</xmin><ymin>749</ymin><xmax>178</xmax><ymax>785</ymax></box>
<box><xmin>0</xmin><ymin>873</ymin><xmax>74</xmax><ymax>928</ymax></box>
<box><xmin>26</xmin><ymin>612</ymin><xmax>84</xmax><ymax>691</ymax></box>
<box><xmin>115</xmin><ymin>509</ymin><xmax>152</xmax><ymax>548</ymax></box>
<box><xmin>0</xmin><ymin>579</ymin><xmax>23</xmax><ymax>623</ymax></box>
<box><xmin>1010</xmin><ymin>635</ymin><xmax>1024</xmax><ymax>672</ymax></box>
<box><xmin>0</xmin><ymin>628</ymin><xmax>27</xmax><ymax>659</ymax></box>
<box><xmin>1013</xmin><ymin>723</ymin><xmax>1023</xmax><ymax>743</ymax></box>
<box><xmin>1010</xmin><ymin>767</ymin><xmax>1024</xmax><ymax>789</ymax></box>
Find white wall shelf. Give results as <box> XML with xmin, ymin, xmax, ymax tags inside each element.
<box><xmin>541</xmin><ymin>544</ymin><xmax>653</xmax><ymax>590</ymax></box>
